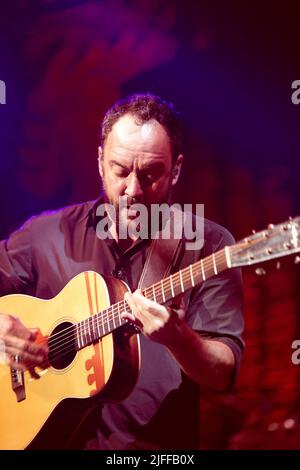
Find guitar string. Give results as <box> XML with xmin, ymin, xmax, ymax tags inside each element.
<box><xmin>31</xmin><ymin>253</ymin><xmax>229</xmax><ymax>367</ymax></box>
<box><xmin>33</xmin><ymin>250</ymin><xmax>228</xmax><ymax>360</ymax></box>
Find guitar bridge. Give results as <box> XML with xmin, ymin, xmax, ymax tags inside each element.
<box><xmin>10</xmin><ymin>356</ymin><xmax>26</xmax><ymax>402</ymax></box>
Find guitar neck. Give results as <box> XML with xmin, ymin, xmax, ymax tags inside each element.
<box><xmin>74</xmin><ymin>247</ymin><xmax>231</xmax><ymax>351</ymax></box>
<box><xmin>142</xmin><ymin>246</ymin><xmax>230</xmax><ymax>304</ymax></box>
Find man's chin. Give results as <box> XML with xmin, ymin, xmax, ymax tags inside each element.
<box><xmin>118</xmin><ymin>217</ymin><xmax>149</xmax><ymax>240</ymax></box>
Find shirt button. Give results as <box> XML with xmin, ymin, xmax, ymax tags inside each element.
<box><xmin>112</xmin><ymin>268</ymin><xmax>125</xmax><ymax>279</ymax></box>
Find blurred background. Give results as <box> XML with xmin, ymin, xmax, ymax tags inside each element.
<box><xmin>1</xmin><ymin>0</ymin><xmax>300</xmax><ymax>449</ymax></box>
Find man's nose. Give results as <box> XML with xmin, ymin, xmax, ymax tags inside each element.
<box><xmin>125</xmin><ymin>172</ymin><xmax>144</xmax><ymax>198</ymax></box>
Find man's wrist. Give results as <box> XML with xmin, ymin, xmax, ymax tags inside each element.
<box><xmin>163</xmin><ymin>318</ymin><xmax>197</xmax><ymax>352</ymax></box>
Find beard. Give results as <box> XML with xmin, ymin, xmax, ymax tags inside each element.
<box><xmin>101</xmin><ymin>175</ymin><xmax>174</xmax><ymax>242</ymax></box>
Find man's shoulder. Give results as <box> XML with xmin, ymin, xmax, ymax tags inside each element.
<box><xmin>203</xmin><ymin>217</ymin><xmax>235</xmax><ymax>246</ymax></box>
<box><xmin>187</xmin><ymin>212</ymin><xmax>236</xmax><ymax>255</ymax></box>
<box><xmin>23</xmin><ymin>199</ymin><xmax>96</xmax><ymax>232</ymax></box>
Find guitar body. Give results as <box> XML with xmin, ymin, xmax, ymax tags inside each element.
<box><xmin>0</xmin><ymin>271</ymin><xmax>140</xmax><ymax>450</ymax></box>
<box><xmin>0</xmin><ymin>216</ymin><xmax>299</xmax><ymax>449</ymax></box>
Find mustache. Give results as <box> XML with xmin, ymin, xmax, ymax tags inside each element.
<box><xmin>118</xmin><ymin>196</ymin><xmax>144</xmax><ymax>208</ymax></box>
<box><xmin>103</xmin><ymin>192</ymin><xmax>143</xmax><ymax>207</ymax></box>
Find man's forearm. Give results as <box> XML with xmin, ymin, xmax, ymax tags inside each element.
<box><xmin>165</xmin><ymin>321</ymin><xmax>235</xmax><ymax>391</ymax></box>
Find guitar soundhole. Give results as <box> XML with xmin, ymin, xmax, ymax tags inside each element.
<box><xmin>48</xmin><ymin>321</ymin><xmax>77</xmax><ymax>370</ymax></box>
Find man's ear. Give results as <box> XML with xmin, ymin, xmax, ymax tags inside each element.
<box><xmin>171</xmin><ymin>154</ymin><xmax>184</xmax><ymax>186</ymax></box>
<box><xmin>98</xmin><ymin>146</ymin><xmax>104</xmax><ymax>178</ymax></box>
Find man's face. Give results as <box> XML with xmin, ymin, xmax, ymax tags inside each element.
<box><xmin>98</xmin><ymin>113</ymin><xmax>183</xmax><ymax>235</ymax></box>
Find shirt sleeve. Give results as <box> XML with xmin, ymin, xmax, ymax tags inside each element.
<box><xmin>0</xmin><ymin>219</ymin><xmax>36</xmax><ymax>295</ymax></box>
<box><xmin>185</xmin><ymin>221</ymin><xmax>244</xmax><ymax>386</ymax></box>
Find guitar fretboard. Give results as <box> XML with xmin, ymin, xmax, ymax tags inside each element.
<box><xmin>74</xmin><ymin>248</ymin><xmax>230</xmax><ymax>350</ymax></box>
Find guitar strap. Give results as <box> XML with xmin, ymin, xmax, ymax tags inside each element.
<box><xmin>137</xmin><ymin>207</ymin><xmax>183</xmax><ymax>291</ymax></box>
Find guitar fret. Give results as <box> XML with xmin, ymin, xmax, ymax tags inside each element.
<box><xmin>82</xmin><ymin>322</ymin><xmax>85</xmax><ymax>347</ymax></box>
<box><xmin>81</xmin><ymin>322</ymin><xmax>85</xmax><ymax>347</ymax></box>
<box><xmin>101</xmin><ymin>310</ymin><xmax>106</xmax><ymax>335</ymax></box>
<box><xmin>224</xmin><ymin>246</ymin><xmax>231</xmax><ymax>268</ymax></box>
<box><xmin>91</xmin><ymin>317</ymin><xmax>94</xmax><ymax>340</ymax></box>
<box><xmin>122</xmin><ymin>301</ymin><xmax>126</xmax><ymax>325</ymax></box>
<box><xmin>84</xmin><ymin>322</ymin><xmax>87</xmax><ymax>346</ymax></box>
<box><xmin>76</xmin><ymin>323</ymin><xmax>80</xmax><ymax>349</ymax></box>
<box><xmin>108</xmin><ymin>307</ymin><xmax>112</xmax><ymax>332</ymax></box>
<box><xmin>112</xmin><ymin>305</ymin><xmax>116</xmax><ymax>330</ymax></box>
<box><xmin>89</xmin><ymin>318</ymin><xmax>93</xmax><ymax>341</ymax></box>
<box><xmin>102</xmin><ymin>308</ymin><xmax>108</xmax><ymax>335</ymax></box>
<box><xmin>117</xmin><ymin>301</ymin><xmax>121</xmax><ymax>327</ymax></box>
<box><xmin>96</xmin><ymin>314</ymin><xmax>100</xmax><ymax>338</ymax></box>
<box><xmin>212</xmin><ymin>253</ymin><xmax>218</xmax><ymax>275</ymax></box>
<box><xmin>170</xmin><ymin>275</ymin><xmax>175</xmax><ymax>298</ymax></box>
<box><xmin>87</xmin><ymin>318</ymin><xmax>91</xmax><ymax>342</ymax></box>
<box><xmin>124</xmin><ymin>300</ymin><xmax>130</xmax><ymax>325</ymax></box>
<box><xmin>161</xmin><ymin>280</ymin><xmax>166</xmax><ymax>303</ymax></box>
<box><xmin>189</xmin><ymin>264</ymin><xmax>195</xmax><ymax>287</ymax></box>
<box><xmin>95</xmin><ymin>317</ymin><xmax>98</xmax><ymax>340</ymax></box>
<box><xmin>76</xmin><ymin>324</ymin><xmax>79</xmax><ymax>349</ymax></box>
<box><xmin>105</xmin><ymin>308</ymin><xmax>109</xmax><ymax>333</ymax></box>
<box><xmin>78</xmin><ymin>322</ymin><xmax>82</xmax><ymax>348</ymax></box>
<box><xmin>201</xmin><ymin>259</ymin><xmax>206</xmax><ymax>280</ymax></box>
<box><xmin>91</xmin><ymin>318</ymin><xmax>95</xmax><ymax>342</ymax></box>
<box><xmin>86</xmin><ymin>318</ymin><xmax>92</xmax><ymax>344</ymax></box>
<box><xmin>179</xmin><ymin>270</ymin><xmax>184</xmax><ymax>292</ymax></box>
<box><xmin>83</xmin><ymin>320</ymin><xmax>87</xmax><ymax>346</ymax></box>
<box><xmin>152</xmin><ymin>285</ymin><xmax>156</xmax><ymax>302</ymax></box>
<box><xmin>109</xmin><ymin>309</ymin><xmax>113</xmax><ymax>331</ymax></box>
<box><xmin>102</xmin><ymin>311</ymin><xmax>106</xmax><ymax>335</ymax></box>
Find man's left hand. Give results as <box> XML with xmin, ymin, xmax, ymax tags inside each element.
<box><xmin>123</xmin><ymin>289</ymin><xmax>185</xmax><ymax>346</ymax></box>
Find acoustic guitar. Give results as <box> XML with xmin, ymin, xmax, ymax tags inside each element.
<box><xmin>0</xmin><ymin>217</ymin><xmax>299</xmax><ymax>449</ymax></box>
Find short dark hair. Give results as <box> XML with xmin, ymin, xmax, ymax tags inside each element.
<box><xmin>101</xmin><ymin>93</ymin><xmax>182</xmax><ymax>163</ymax></box>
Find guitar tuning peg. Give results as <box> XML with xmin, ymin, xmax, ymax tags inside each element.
<box><xmin>268</xmin><ymin>223</ymin><xmax>274</xmax><ymax>229</ymax></box>
<box><xmin>294</xmin><ymin>256</ymin><xmax>300</xmax><ymax>265</ymax></box>
<box><xmin>255</xmin><ymin>267</ymin><xmax>266</xmax><ymax>276</ymax></box>
<box><xmin>252</xmin><ymin>230</ymin><xmax>256</xmax><ymax>234</ymax></box>
<box><xmin>276</xmin><ymin>261</ymin><xmax>281</xmax><ymax>270</ymax></box>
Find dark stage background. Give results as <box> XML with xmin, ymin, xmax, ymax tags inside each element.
<box><xmin>1</xmin><ymin>0</ymin><xmax>300</xmax><ymax>449</ymax></box>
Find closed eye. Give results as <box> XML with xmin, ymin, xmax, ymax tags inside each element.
<box><xmin>139</xmin><ymin>166</ymin><xmax>165</xmax><ymax>181</ymax></box>
<box><xmin>115</xmin><ymin>169</ymin><xmax>130</xmax><ymax>178</ymax></box>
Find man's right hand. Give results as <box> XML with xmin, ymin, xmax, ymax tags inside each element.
<box><xmin>0</xmin><ymin>314</ymin><xmax>48</xmax><ymax>371</ymax></box>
